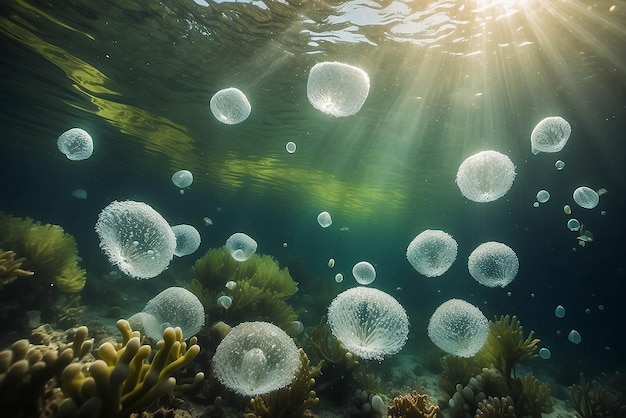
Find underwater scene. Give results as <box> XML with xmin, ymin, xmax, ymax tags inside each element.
<box><xmin>1</xmin><ymin>0</ymin><xmax>625</xmax><ymax>417</ymax></box>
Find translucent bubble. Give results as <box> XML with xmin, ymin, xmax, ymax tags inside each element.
<box><xmin>536</xmin><ymin>190</ymin><xmax>550</xmax><ymax>203</ymax></box>
<box><xmin>57</xmin><ymin>128</ymin><xmax>94</xmax><ymax>161</ymax></box>
<box><xmin>210</xmin><ymin>87</ymin><xmax>251</xmax><ymax>124</ymax></box>
<box><xmin>328</xmin><ymin>258</ymin><xmax>335</xmax><ymax>268</ymax></box>
<box><xmin>555</xmin><ymin>305</ymin><xmax>565</xmax><ymax>318</ymax></box>
<box><xmin>585</xmin><ymin>308</ymin><xmax>591</xmax><ymax>314</ymax></box>
<box><xmin>531</xmin><ymin>116</ymin><xmax>571</xmax><ymax>155</ymax></box>
<box><xmin>285</xmin><ymin>141</ymin><xmax>297</xmax><ymax>154</ymax></box>
<box><xmin>225</xmin><ymin>232</ymin><xmax>257</xmax><ymax>261</ymax></box>
<box><xmin>567</xmin><ymin>218</ymin><xmax>581</xmax><ymax>231</ymax></box>
<box><xmin>317</xmin><ymin>211</ymin><xmax>332</xmax><ymax>228</ymax></box>
<box><xmin>573</xmin><ymin>186</ymin><xmax>599</xmax><ymax>209</ymax></box>
<box><xmin>539</xmin><ymin>347</ymin><xmax>551</xmax><ymax>359</ymax></box>
<box><xmin>307</xmin><ymin>62</ymin><xmax>370</xmax><ymax>117</ymax></box>
<box><xmin>171</xmin><ymin>224</ymin><xmax>201</xmax><ymax>257</ymax></box>
<box><xmin>172</xmin><ymin>170</ymin><xmax>193</xmax><ymax>188</ymax></box>
<box><xmin>72</xmin><ymin>188</ymin><xmax>87</xmax><ymax>199</ymax></box>
<box><xmin>352</xmin><ymin>261</ymin><xmax>376</xmax><ymax>285</ymax></box>
<box><xmin>601</xmin><ymin>210</ymin><xmax>606</xmax><ymax>216</ymax></box>
<box><xmin>568</xmin><ymin>329</ymin><xmax>582</xmax><ymax>344</ymax></box>
<box><xmin>533</xmin><ymin>202</ymin><xmax>539</xmax><ymax>208</ymax></box>
<box><xmin>282</xmin><ymin>242</ymin><xmax>288</xmax><ymax>248</ymax></box>
<box><xmin>428</xmin><ymin>299</ymin><xmax>489</xmax><ymax>358</ymax></box>
<box><xmin>217</xmin><ymin>295</ymin><xmax>233</xmax><ymax>309</ymax></box>
<box><xmin>563</xmin><ymin>205</ymin><xmax>571</xmax><ymax>215</ymax></box>
<box><xmin>406</xmin><ymin>230</ymin><xmax>458</xmax><ymax>277</ymax></box>
<box><xmin>598</xmin><ymin>304</ymin><xmax>605</xmax><ymax>311</ymax></box>
<box><xmin>225</xmin><ymin>280</ymin><xmax>237</xmax><ymax>290</ymax></box>
<box><xmin>456</xmin><ymin>150</ymin><xmax>516</xmax><ymax>202</ymax></box>
<box><xmin>334</xmin><ymin>273</ymin><xmax>344</xmax><ymax>283</ymax></box>
<box><xmin>555</xmin><ymin>160</ymin><xmax>565</xmax><ymax>170</ymax></box>
<box><xmin>468</xmin><ymin>242</ymin><xmax>519</xmax><ymax>288</ymax></box>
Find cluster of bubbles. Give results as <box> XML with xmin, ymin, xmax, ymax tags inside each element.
<box><xmin>352</xmin><ymin>261</ymin><xmax>376</xmax><ymax>285</ymax></box>
<box><xmin>467</xmin><ymin>242</ymin><xmax>519</xmax><ymax>288</ymax></box>
<box><xmin>456</xmin><ymin>150</ymin><xmax>516</xmax><ymax>202</ymax></box>
<box><xmin>95</xmin><ymin>200</ymin><xmax>176</xmax><ymax>279</ymax></box>
<box><xmin>57</xmin><ymin>128</ymin><xmax>93</xmax><ymax>161</ymax></box>
<box><xmin>171</xmin><ymin>224</ymin><xmax>201</xmax><ymax>257</ymax></box>
<box><xmin>406</xmin><ymin>230</ymin><xmax>458</xmax><ymax>277</ymax></box>
<box><xmin>225</xmin><ymin>232</ymin><xmax>258</xmax><ymax>261</ymax></box>
<box><xmin>427</xmin><ymin>299</ymin><xmax>490</xmax><ymax>358</ymax></box>
<box><xmin>307</xmin><ymin>62</ymin><xmax>370</xmax><ymax>117</ymax></box>
<box><xmin>210</xmin><ymin>87</ymin><xmax>251</xmax><ymax>125</ymax></box>
<box><xmin>128</xmin><ymin>287</ymin><xmax>205</xmax><ymax>341</ymax></box>
<box><xmin>212</xmin><ymin>321</ymin><xmax>301</xmax><ymax>396</ymax></box>
<box><xmin>327</xmin><ymin>287</ymin><xmax>409</xmax><ymax>361</ymax></box>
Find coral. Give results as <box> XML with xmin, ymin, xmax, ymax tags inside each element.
<box><xmin>190</xmin><ymin>248</ymin><xmax>299</xmax><ymax>332</ymax></box>
<box><xmin>445</xmin><ymin>368</ymin><xmax>509</xmax><ymax>418</ymax></box>
<box><xmin>57</xmin><ymin>319</ymin><xmax>204</xmax><ymax>417</ymax></box>
<box><xmin>245</xmin><ymin>348</ymin><xmax>323</xmax><ymax>418</ymax></box>
<box><xmin>0</xmin><ymin>248</ymin><xmax>33</xmax><ymax>288</ymax></box>
<box><xmin>439</xmin><ymin>354</ymin><xmax>484</xmax><ymax>400</ymax></box>
<box><xmin>476</xmin><ymin>315</ymin><xmax>539</xmax><ymax>384</ymax></box>
<box><xmin>388</xmin><ymin>390</ymin><xmax>440</xmax><ymax>418</ymax></box>
<box><xmin>475</xmin><ymin>396</ymin><xmax>516</xmax><ymax>418</ymax></box>
<box><xmin>569</xmin><ymin>374</ymin><xmax>626</xmax><ymax>418</ymax></box>
<box><xmin>0</xmin><ymin>213</ymin><xmax>86</xmax><ymax>293</ymax></box>
<box><xmin>0</xmin><ymin>325</ymin><xmax>92</xmax><ymax>417</ymax></box>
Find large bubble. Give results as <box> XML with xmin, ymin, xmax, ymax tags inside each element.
<box><xmin>307</xmin><ymin>62</ymin><xmax>370</xmax><ymax>117</ymax></box>
<box><xmin>210</xmin><ymin>87</ymin><xmax>251</xmax><ymax>124</ymax></box>
<box><xmin>95</xmin><ymin>200</ymin><xmax>176</xmax><ymax>279</ymax></box>
<box><xmin>225</xmin><ymin>232</ymin><xmax>257</xmax><ymax>261</ymax></box>
<box><xmin>140</xmin><ymin>287</ymin><xmax>205</xmax><ymax>340</ymax></box>
<box><xmin>573</xmin><ymin>186</ymin><xmax>599</xmax><ymax>209</ymax></box>
<box><xmin>317</xmin><ymin>211</ymin><xmax>332</xmax><ymax>228</ymax></box>
<box><xmin>427</xmin><ymin>298</ymin><xmax>489</xmax><ymax>358</ymax></box>
<box><xmin>57</xmin><ymin>128</ymin><xmax>93</xmax><ymax>161</ymax></box>
<box><xmin>531</xmin><ymin>116</ymin><xmax>571</xmax><ymax>155</ymax></box>
<box><xmin>468</xmin><ymin>241</ymin><xmax>519</xmax><ymax>288</ymax></box>
<box><xmin>406</xmin><ymin>230</ymin><xmax>458</xmax><ymax>277</ymax></box>
<box><xmin>456</xmin><ymin>150</ymin><xmax>516</xmax><ymax>203</ymax></box>
<box><xmin>352</xmin><ymin>261</ymin><xmax>376</xmax><ymax>285</ymax></box>
<box><xmin>171</xmin><ymin>224</ymin><xmax>201</xmax><ymax>257</ymax></box>
<box><xmin>172</xmin><ymin>170</ymin><xmax>193</xmax><ymax>188</ymax></box>
<box><xmin>536</xmin><ymin>190</ymin><xmax>550</xmax><ymax>203</ymax></box>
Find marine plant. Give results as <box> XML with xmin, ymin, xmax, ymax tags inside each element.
<box><xmin>388</xmin><ymin>390</ymin><xmax>440</xmax><ymax>418</ymax></box>
<box><xmin>475</xmin><ymin>396</ymin><xmax>516</xmax><ymax>418</ymax></box>
<box><xmin>306</xmin><ymin>317</ymin><xmax>360</xmax><ymax>371</ymax></box>
<box><xmin>569</xmin><ymin>373</ymin><xmax>626</xmax><ymax>418</ymax></box>
<box><xmin>0</xmin><ymin>248</ymin><xmax>33</xmax><ymax>289</ymax></box>
<box><xmin>190</xmin><ymin>248</ymin><xmax>298</xmax><ymax>332</ymax></box>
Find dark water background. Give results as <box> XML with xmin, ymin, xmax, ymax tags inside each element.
<box><xmin>1</xmin><ymin>0</ymin><xmax>625</xmax><ymax>388</ymax></box>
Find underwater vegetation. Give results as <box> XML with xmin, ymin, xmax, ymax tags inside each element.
<box><xmin>569</xmin><ymin>374</ymin><xmax>626</xmax><ymax>418</ymax></box>
<box><xmin>388</xmin><ymin>390</ymin><xmax>440</xmax><ymax>418</ymax></box>
<box><xmin>189</xmin><ymin>247</ymin><xmax>299</xmax><ymax>333</ymax></box>
<box><xmin>438</xmin><ymin>315</ymin><xmax>552</xmax><ymax>418</ymax></box>
<box><xmin>0</xmin><ymin>248</ymin><xmax>34</xmax><ymax>289</ymax></box>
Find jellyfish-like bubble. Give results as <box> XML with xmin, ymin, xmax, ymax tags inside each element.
<box><xmin>568</xmin><ymin>329</ymin><xmax>582</xmax><ymax>344</ymax></box>
<box><xmin>307</xmin><ymin>62</ymin><xmax>370</xmax><ymax>117</ymax></box>
<box><xmin>531</xmin><ymin>116</ymin><xmax>571</xmax><ymax>155</ymax></box>
<box><xmin>57</xmin><ymin>128</ymin><xmax>93</xmax><ymax>161</ymax></box>
<box><xmin>554</xmin><ymin>305</ymin><xmax>566</xmax><ymax>318</ymax></box>
<box><xmin>563</xmin><ymin>205</ymin><xmax>572</xmax><ymax>215</ymax></box>
<box><xmin>328</xmin><ymin>258</ymin><xmax>335</xmax><ymax>268</ymax></box>
<box><xmin>172</xmin><ymin>170</ymin><xmax>193</xmax><ymax>188</ymax></box>
<box><xmin>141</xmin><ymin>287</ymin><xmax>205</xmax><ymax>340</ymax></box>
<box><xmin>217</xmin><ymin>295</ymin><xmax>233</xmax><ymax>309</ymax></box>
<box><xmin>171</xmin><ymin>224</ymin><xmax>201</xmax><ymax>257</ymax></box>
<box><xmin>456</xmin><ymin>150</ymin><xmax>516</xmax><ymax>203</ymax></box>
<box><xmin>567</xmin><ymin>219</ymin><xmax>581</xmax><ymax>231</ymax></box>
<box><xmin>352</xmin><ymin>261</ymin><xmax>376</xmax><ymax>285</ymax></box>
<box><xmin>406</xmin><ymin>230</ymin><xmax>458</xmax><ymax>277</ymax></box>
<box><xmin>72</xmin><ymin>188</ymin><xmax>87</xmax><ymax>199</ymax></box>
<box><xmin>225</xmin><ymin>280</ymin><xmax>237</xmax><ymax>290</ymax></box>
<box><xmin>285</xmin><ymin>141</ymin><xmax>297</xmax><ymax>154</ymax></box>
<box><xmin>573</xmin><ymin>186</ymin><xmax>599</xmax><ymax>209</ymax></box>
<box><xmin>539</xmin><ymin>348</ymin><xmax>551</xmax><ymax>359</ymax></box>
<box><xmin>536</xmin><ymin>190</ymin><xmax>550</xmax><ymax>204</ymax></box>
<box><xmin>468</xmin><ymin>241</ymin><xmax>519</xmax><ymax>288</ymax></box>
<box><xmin>334</xmin><ymin>273</ymin><xmax>344</xmax><ymax>283</ymax></box>
<box><xmin>317</xmin><ymin>211</ymin><xmax>332</xmax><ymax>228</ymax></box>
<box><xmin>210</xmin><ymin>87</ymin><xmax>251</xmax><ymax>124</ymax></box>
<box><xmin>555</xmin><ymin>160</ymin><xmax>565</xmax><ymax>170</ymax></box>
<box><xmin>95</xmin><ymin>200</ymin><xmax>176</xmax><ymax>279</ymax></box>
<box><xmin>225</xmin><ymin>232</ymin><xmax>257</xmax><ymax>261</ymax></box>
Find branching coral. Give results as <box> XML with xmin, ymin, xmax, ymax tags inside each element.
<box><xmin>245</xmin><ymin>348</ymin><xmax>323</xmax><ymax>418</ymax></box>
<box><xmin>569</xmin><ymin>373</ymin><xmax>626</xmax><ymax>418</ymax></box>
<box><xmin>58</xmin><ymin>319</ymin><xmax>204</xmax><ymax>417</ymax></box>
<box><xmin>0</xmin><ymin>248</ymin><xmax>33</xmax><ymax>289</ymax></box>
<box><xmin>190</xmin><ymin>247</ymin><xmax>299</xmax><ymax>333</ymax></box>
<box><xmin>388</xmin><ymin>390</ymin><xmax>440</xmax><ymax>418</ymax></box>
